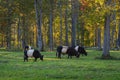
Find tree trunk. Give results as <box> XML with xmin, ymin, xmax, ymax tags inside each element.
<box><xmin>102</xmin><ymin>0</ymin><xmax>112</xmax><ymax>58</ymax></box>
<box><xmin>110</xmin><ymin>0</ymin><xmax>116</xmax><ymax>49</ymax></box>
<box><xmin>49</xmin><ymin>0</ymin><xmax>53</xmax><ymax>51</ymax></box>
<box><xmin>94</xmin><ymin>27</ymin><xmax>97</xmax><ymax>47</ymax></box>
<box><xmin>65</xmin><ymin>0</ymin><xmax>69</xmax><ymax>46</ymax></box>
<box><xmin>59</xmin><ymin>0</ymin><xmax>63</xmax><ymax>45</ymax></box>
<box><xmin>111</xmin><ymin>27</ymin><xmax>116</xmax><ymax>48</ymax></box>
<box><xmin>34</xmin><ymin>0</ymin><xmax>43</xmax><ymax>51</ymax></box>
<box><xmin>116</xmin><ymin>1</ymin><xmax>120</xmax><ymax>49</ymax></box>
<box><xmin>117</xmin><ymin>20</ymin><xmax>120</xmax><ymax>48</ymax></box>
<box><xmin>97</xmin><ymin>27</ymin><xmax>101</xmax><ymax>50</ymax></box>
<box><xmin>6</xmin><ymin>0</ymin><xmax>12</xmax><ymax>49</ymax></box>
<box><xmin>71</xmin><ymin>0</ymin><xmax>78</xmax><ymax>47</ymax></box>
<box><xmin>102</xmin><ymin>15</ymin><xmax>111</xmax><ymax>57</ymax></box>
<box><xmin>81</xmin><ymin>22</ymin><xmax>85</xmax><ymax>46</ymax></box>
<box><xmin>17</xmin><ymin>17</ymin><xmax>21</xmax><ymax>48</ymax></box>
<box><xmin>22</xmin><ymin>17</ymin><xmax>27</xmax><ymax>48</ymax></box>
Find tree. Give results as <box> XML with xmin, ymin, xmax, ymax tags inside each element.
<box><xmin>110</xmin><ymin>0</ymin><xmax>117</xmax><ymax>48</ymax></box>
<box><xmin>6</xmin><ymin>0</ymin><xmax>13</xmax><ymax>49</ymax></box>
<box><xmin>58</xmin><ymin>0</ymin><xmax>63</xmax><ymax>45</ymax></box>
<box><xmin>97</xmin><ymin>27</ymin><xmax>101</xmax><ymax>50</ymax></box>
<box><xmin>34</xmin><ymin>0</ymin><xmax>43</xmax><ymax>51</ymax></box>
<box><xmin>102</xmin><ymin>0</ymin><xmax>112</xmax><ymax>58</ymax></box>
<box><xmin>49</xmin><ymin>0</ymin><xmax>54</xmax><ymax>51</ymax></box>
<box><xmin>71</xmin><ymin>0</ymin><xmax>79</xmax><ymax>47</ymax></box>
<box><xmin>0</xmin><ymin>0</ymin><xmax>120</xmax><ymax>50</ymax></box>
<box><xmin>117</xmin><ymin>24</ymin><xmax>120</xmax><ymax>48</ymax></box>
<box><xmin>65</xmin><ymin>0</ymin><xmax>69</xmax><ymax>46</ymax></box>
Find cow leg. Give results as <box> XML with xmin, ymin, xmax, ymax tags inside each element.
<box><xmin>68</xmin><ymin>55</ymin><xmax>72</xmax><ymax>59</ymax></box>
<box><xmin>56</xmin><ymin>52</ymin><xmax>58</xmax><ymax>57</ymax></box>
<box><xmin>24</xmin><ymin>50</ymin><xmax>28</xmax><ymax>62</ymax></box>
<box><xmin>82</xmin><ymin>53</ymin><xmax>84</xmax><ymax>56</ymax></box>
<box><xmin>58</xmin><ymin>53</ymin><xmax>61</xmax><ymax>59</ymax></box>
<box><xmin>26</xmin><ymin>58</ymin><xmax>28</xmax><ymax>62</ymax></box>
<box><xmin>34</xmin><ymin>58</ymin><xmax>37</xmax><ymax>62</ymax></box>
<box><xmin>24</xmin><ymin>56</ymin><xmax>28</xmax><ymax>62</ymax></box>
<box><xmin>24</xmin><ymin>58</ymin><xmax>26</xmax><ymax>62</ymax></box>
<box><xmin>24</xmin><ymin>56</ymin><xmax>26</xmax><ymax>62</ymax></box>
<box><xmin>68</xmin><ymin>55</ymin><xmax>70</xmax><ymax>59</ymax></box>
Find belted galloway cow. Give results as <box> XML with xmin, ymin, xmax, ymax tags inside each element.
<box><xmin>24</xmin><ymin>46</ymin><xmax>44</xmax><ymax>62</ymax></box>
<box><xmin>56</xmin><ymin>46</ymin><xmax>79</xmax><ymax>59</ymax></box>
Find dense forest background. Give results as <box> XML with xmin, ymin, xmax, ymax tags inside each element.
<box><xmin>0</xmin><ymin>0</ymin><xmax>120</xmax><ymax>52</ymax></box>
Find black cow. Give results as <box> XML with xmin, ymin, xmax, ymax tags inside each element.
<box><xmin>74</xmin><ymin>46</ymin><xmax>87</xmax><ymax>56</ymax></box>
<box><xmin>56</xmin><ymin>46</ymin><xmax>79</xmax><ymax>59</ymax></box>
<box><xmin>24</xmin><ymin>46</ymin><xmax>44</xmax><ymax>62</ymax></box>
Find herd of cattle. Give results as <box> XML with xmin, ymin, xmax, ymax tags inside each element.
<box><xmin>24</xmin><ymin>45</ymin><xmax>87</xmax><ymax>62</ymax></box>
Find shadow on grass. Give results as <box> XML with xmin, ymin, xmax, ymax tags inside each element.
<box><xmin>0</xmin><ymin>60</ymin><xmax>9</xmax><ymax>63</ymax></box>
<box><xmin>95</xmin><ymin>56</ymin><xmax>120</xmax><ymax>60</ymax></box>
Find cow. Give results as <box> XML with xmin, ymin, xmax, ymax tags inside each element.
<box><xmin>24</xmin><ymin>46</ymin><xmax>44</xmax><ymax>62</ymax></box>
<box><xmin>67</xmin><ymin>47</ymin><xmax>80</xmax><ymax>58</ymax></box>
<box><xmin>74</xmin><ymin>46</ymin><xmax>87</xmax><ymax>56</ymax></box>
<box><xmin>56</xmin><ymin>46</ymin><xmax>79</xmax><ymax>59</ymax></box>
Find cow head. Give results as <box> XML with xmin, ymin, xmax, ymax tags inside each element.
<box><xmin>84</xmin><ymin>51</ymin><xmax>87</xmax><ymax>56</ymax></box>
<box><xmin>76</xmin><ymin>53</ymin><xmax>80</xmax><ymax>58</ymax></box>
<box><xmin>40</xmin><ymin>55</ymin><xmax>44</xmax><ymax>61</ymax></box>
<box><xmin>78</xmin><ymin>46</ymin><xmax>87</xmax><ymax>56</ymax></box>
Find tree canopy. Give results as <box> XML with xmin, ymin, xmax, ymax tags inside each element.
<box><xmin>0</xmin><ymin>0</ymin><xmax>120</xmax><ymax>51</ymax></box>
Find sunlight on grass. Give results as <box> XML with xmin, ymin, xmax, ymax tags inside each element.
<box><xmin>44</xmin><ymin>58</ymin><xmax>60</xmax><ymax>61</ymax></box>
<box><xmin>0</xmin><ymin>50</ymin><xmax>120</xmax><ymax>80</ymax></box>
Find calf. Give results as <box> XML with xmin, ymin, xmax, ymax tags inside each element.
<box><xmin>24</xmin><ymin>46</ymin><xmax>44</xmax><ymax>62</ymax></box>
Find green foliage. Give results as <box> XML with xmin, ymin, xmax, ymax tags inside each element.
<box><xmin>0</xmin><ymin>0</ymin><xmax>120</xmax><ymax>48</ymax></box>
<box><xmin>0</xmin><ymin>50</ymin><xmax>120</xmax><ymax>80</ymax></box>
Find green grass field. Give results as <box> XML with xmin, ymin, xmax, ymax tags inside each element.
<box><xmin>0</xmin><ymin>49</ymin><xmax>120</xmax><ymax>80</ymax></box>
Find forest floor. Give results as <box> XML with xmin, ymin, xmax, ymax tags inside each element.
<box><xmin>0</xmin><ymin>49</ymin><xmax>120</xmax><ymax>80</ymax></box>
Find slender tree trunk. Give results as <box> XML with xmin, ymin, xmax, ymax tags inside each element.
<box><xmin>117</xmin><ymin>20</ymin><xmax>120</xmax><ymax>48</ymax></box>
<box><xmin>34</xmin><ymin>0</ymin><xmax>43</xmax><ymax>51</ymax></box>
<box><xmin>6</xmin><ymin>0</ymin><xmax>12</xmax><ymax>49</ymax></box>
<box><xmin>59</xmin><ymin>0</ymin><xmax>63</xmax><ymax>45</ymax></box>
<box><xmin>71</xmin><ymin>0</ymin><xmax>78</xmax><ymax>47</ymax></box>
<box><xmin>110</xmin><ymin>0</ymin><xmax>116</xmax><ymax>49</ymax></box>
<box><xmin>102</xmin><ymin>0</ymin><xmax>111</xmax><ymax>58</ymax></box>
<box><xmin>94</xmin><ymin>27</ymin><xmax>97</xmax><ymax>47</ymax></box>
<box><xmin>97</xmin><ymin>27</ymin><xmax>101</xmax><ymax>50</ymax></box>
<box><xmin>81</xmin><ymin>22</ymin><xmax>84</xmax><ymax>46</ymax></box>
<box><xmin>49</xmin><ymin>0</ymin><xmax>53</xmax><ymax>51</ymax></box>
<box><xmin>17</xmin><ymin>17</ymin><xmax>21</xmax><ymax>48</ymax></box>
<box><xmin>65</xmin><ymin>0</ymin><xmax>68</xmax><ymax>46</ymax></box>
<box><xmin>116</xmin><ymin>1</ymin><xmax>120</xmax><ymax>49</ymax></box>
<box><xmin>22</xmin><ymin>17</ymin><xmax>27</xmax><ymax>48</ymax></box>
<box><xmin>111</xmin><ymin>27</ymin><xmax>116</xmax><ymax>48</ymax></box>
<box><xmin>43</xmin><ymin>21</ymin><xmax>47</xmax><ymax>49</ymax></box>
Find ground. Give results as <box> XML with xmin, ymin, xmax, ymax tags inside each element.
<box><xmin>0</xmin><ymin>49</ymin><xmax>120</xmax><ymax>80</ymax></box>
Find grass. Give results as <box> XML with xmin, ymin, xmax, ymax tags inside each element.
<box><xmin>0</xmin><ymin>50</ymin><xmax>120</xmax><ymax>80</ymax></box>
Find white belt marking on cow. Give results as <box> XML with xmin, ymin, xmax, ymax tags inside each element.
<box><xmin>75</xmin><ymin>46</ymin><xmax>79</xmax><ymax>51</ymax></box>
<box><xmin>27</xmin><ymin>49</ymin><xmax>34</xmax><ymax>57</ymax></box>
<box><xmin>62</xmin><ymin>46</ymin><xmax>68</xmax><ymax>53</ymax></box>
